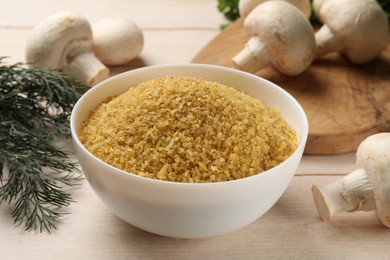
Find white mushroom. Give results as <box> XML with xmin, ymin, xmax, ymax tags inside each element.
<box><xmin>312</xmin><ymin>132</ymin><xmax>390</xmax><ymax>228</ymax></box>
<box><xmin>92</xmin><ymin>17</ymin><xmax>144</xmax><ymax>66</ymax></box>
<box><xmin>25</xmin><ymin>11</ymin><xmax>109</xmax><ymax>86</ymax></box>
<box><xmin>239</xmin><ymin>0</ymin><xmax>312</xmax><ymax>19</ymax></box>
<box><xmin>232</xmin><ymin>1</ymin><xmax>316</xmax><ymax>76</ymax></box>
<box><xmin>313</xmin><ymin>0</ymin><xmax>390</xmax><ymax>63</ymax></box>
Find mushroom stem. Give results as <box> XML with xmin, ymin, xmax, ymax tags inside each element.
<box><xmin>311</xmin><ymin>169</ymin><xmax>376</xmax><ymax>221</ymax></box>
<box><xmin>314</xmin><ymin>25</ymin><xmax>344</xmax><ymax>59</ymax></box>
<box><xmin>232</xmin><ymin>36</ymin><xmax>272</xmax><ymax>74</ymax></box>
<box><xmin>62</xmin><ymin>51</ymin><xmax>109</xmax><ymax>86</ymax></box>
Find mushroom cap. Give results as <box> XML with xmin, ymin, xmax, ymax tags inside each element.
<box><xmin>26</xmin><ymin>11</ymin><xmax>93</xmax><ymax>67</ymax></box>
<box><xmin>244</xmin><ymin>1</ymin><xmax>315</xmax><ymax>76</ymax></box>
<box><xmin>239</xmin><ymin>0</ymin><xmax>311</xmax><ymax>19</ymax></box>
<box><xmin>92</xmin><ymin>17</ymin><xmax>144</xmax><ymax>66</ymax></box>
<box><xmin>356</xmin><ymin>133</ymin><xmax>390</xmax><ymax>228</ymax></box>
<box><xmin>315</xmin><ymin>0</ymin><xmax>389</xmax><ymax>63</ymax></box>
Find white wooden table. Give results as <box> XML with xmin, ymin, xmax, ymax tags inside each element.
<box><xmin>1</xmin><ymin>1</ymin><xmax>388</xmax><ymax>259</ymax></box>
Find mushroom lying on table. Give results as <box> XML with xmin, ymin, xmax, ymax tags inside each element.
<box><xmin>238</xmin><ymin>0</ymin><xmax>311</xmax><ymax>18</ymax></box>
<box><xmin>25</xmin><ymin>11</ymin><xmax>109</xmax><ymax>86</ymax></box>
<box><xmin>92</xmin><ymin>17</ymin><xmax>144</xmax><ymax>66</ymax></box>
<box><xmin>313</xmin><ymin>0</ymin><xmax>389</xmax><ymax>63</ymax></box>
<box><xmin>232</xmin><ymin>1</ymin><xmax>316</xmax><ymax>76</ymax></box>
<box><xmin>312</xmin><ymin>133</ymin><xmax>390</xmax><ymax>228</ymax></box>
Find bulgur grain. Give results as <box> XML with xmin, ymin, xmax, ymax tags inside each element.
<box><xmin>79</xmin><ymin>76</ymin><xmax>297</xmax><ymax>183</ymax></box>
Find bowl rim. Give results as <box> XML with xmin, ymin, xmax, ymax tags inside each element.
<box><xmin>70</xmin><ymin>63</ymin><xmax>308</xmax><ymax>187</ymax></box>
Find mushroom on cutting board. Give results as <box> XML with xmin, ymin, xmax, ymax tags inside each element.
<box><xmin>25</xmin><ymin>11</ymin><xmax>109</xmax><ymax>86</ymax></box>
<box><xmin>232</xmin><ymin>1</ymin><xmax>316</xmax><ymax>76</ymax></box>
<box><xmin>313</xmin><ymin>0</ymin><xmax>390</xmax><ymax>63</ymax></box>
<box><xmin>92</xmin><ymin>17</ymin><xmax>144</xmax><ymax>66</ymax></box>
<box><xmin>239</xmin><ymin>0</ymin><xmax>311</xmax><ymax>19</ymax></box>
<box><xmin>312</xmin><ymin>133</ymin><xmax>390</xmax><ymax>228</ymax></box>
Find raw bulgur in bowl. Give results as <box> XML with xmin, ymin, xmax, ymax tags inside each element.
<box><xmin>79</xmin><ymin>75</ymin><xmax>297</xmax><ymax>183</ymax></box>
<box><xmin>71</xmin><ymin>64</ymin><xmax>308</xmax><ymax>238</ymax></box>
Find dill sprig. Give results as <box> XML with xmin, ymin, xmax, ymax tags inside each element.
<box><xmin>0</xmin><ymin>57</ymin><xmax>87</xmax><ymax>232</ymax></box>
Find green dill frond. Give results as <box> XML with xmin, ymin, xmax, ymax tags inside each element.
<box><xmin>0</xmin><ymin>58</ymin><xmax>87</xmax><ymax>232</ymax></box>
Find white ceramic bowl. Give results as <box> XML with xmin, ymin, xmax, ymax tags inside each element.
<box><xmin>71</xmin><ymin>64</ymin><xmax>308</xmax><ymax>238</ymax></box>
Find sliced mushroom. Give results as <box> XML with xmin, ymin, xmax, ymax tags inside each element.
<box><xmin>233</xmin><ymin>1</ymin><xmax>316</xmax><ymax>76</ymax></box>
<box><xmin>239</xmin><ymin>0</ymin><xmax>312</xmax><ymax>19</ymax></box>
<box><xmin>313</xmin><ymin>0</ymin><xmax>390</xmax><ymax>63</ymax></box>
<box><xmin>312</xmin><ymin>132</ymin><xmax>390</xmax><ymax>228</ymax></box>
<box><xmin>25</xmin><ymin>11</ymin><xmax>109</xmax><ymax>86</ymax></box>
<box><xmin>92</xmin><ymin>17</ymin><xmax>144</xmax><ymax>66</ymax></box>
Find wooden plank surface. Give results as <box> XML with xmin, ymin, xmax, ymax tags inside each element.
<box><xmin>0</xmin><ymin>0</ymin><xmax>225</xmax><ymax>29</ymax></box>
<box><xmin>1</xmin><ymin>174</ymin><xmax>388</xmax><ymax>259</ymax></box>
<box><xmin>1</xmin><ymin>0</ymin><xmax>388</xmax><ymax>259</ymax></box>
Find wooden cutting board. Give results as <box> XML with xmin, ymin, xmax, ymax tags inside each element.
<box><xmin>191</xmin><ymin>19</ymin><xmax>390</xmax><ymax>155</ymax></box>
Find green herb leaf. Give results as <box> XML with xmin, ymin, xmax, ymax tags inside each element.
<box><xmin>0</xmin><ymin>57</ymin><xmax>87</xmax><ymax>232</ymax></box>
<box><xmin>379</xmin><ymin>0</ymin><xmax>390</xmax><ymax>20</ymax></box>
<box><xmin>217</xmin><ymin>0</ymin><xmax>240</xmax><ymax>21</ymax></box>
